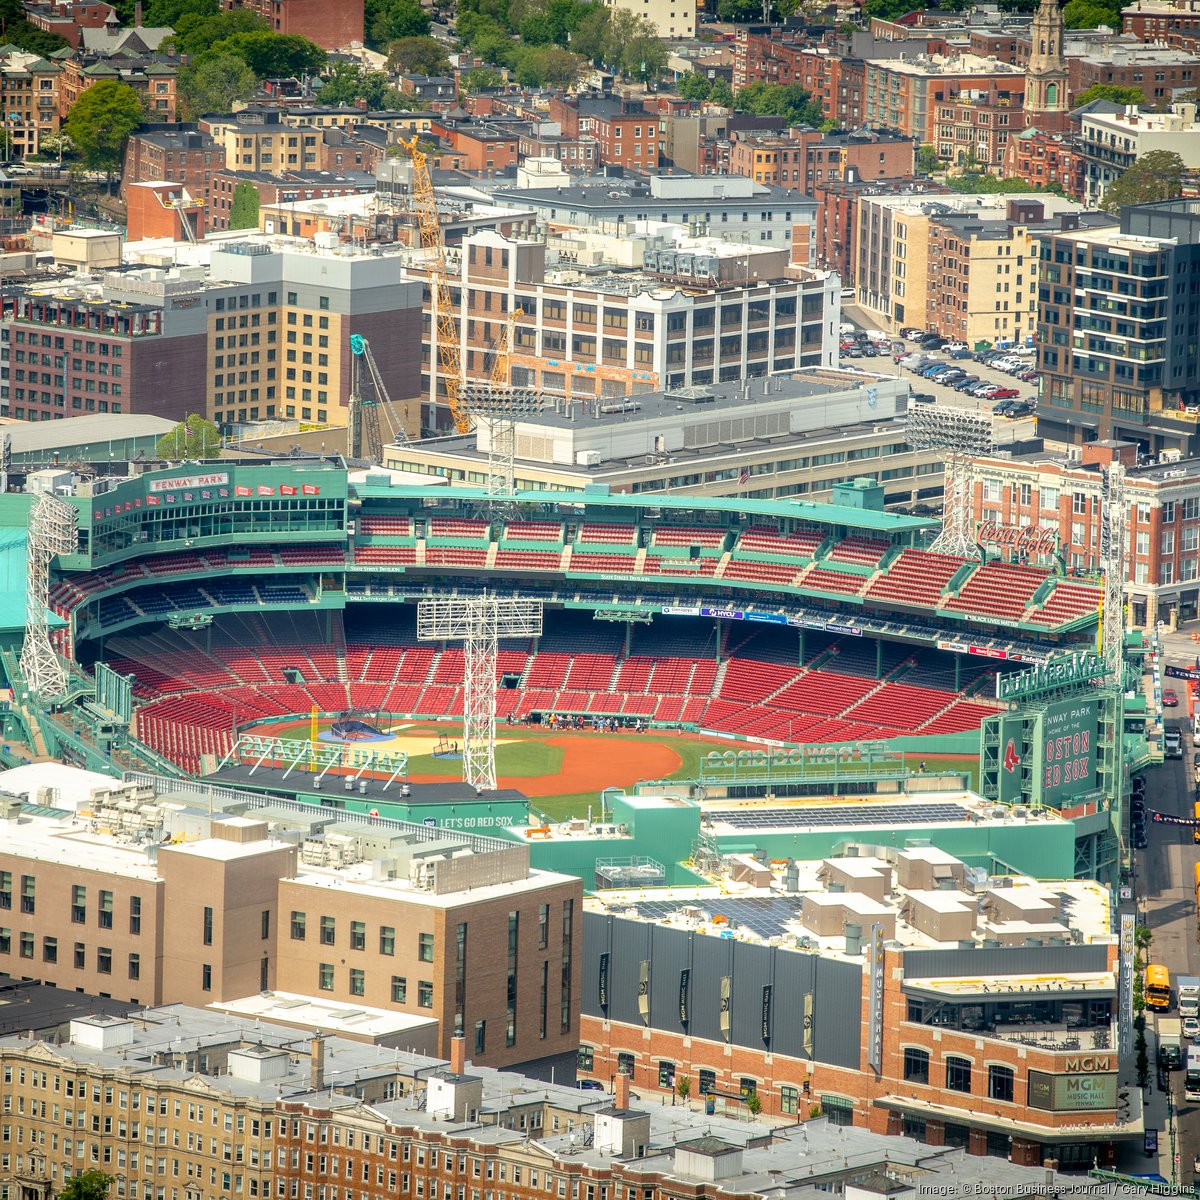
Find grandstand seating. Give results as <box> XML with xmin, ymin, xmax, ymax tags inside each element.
<box><xmin>570</xmin><ymin>553</ymin><xmax>638</xmax><ymax>573</ymax></box>
<box><xmin>651</xmin><ymin>526</ymin><xmax>724</xmax><ymax>548</ymax></box>
<box><xmin>576</xmin><ymin>524</ymin><xmax>637</xmax><ymax>545</ymax></box>
<box><xmin>736</xmin><ymin>525</ymin><xmax>823</xmax><ymax>557</ymax></box>
<box><xmin>826</xmin><ymin>537</ymin><xmax>890</xmax><ymax>567</ymax></box>
<box><xmin>864</xmin><ymin>548</ymin><xmax>962</xmax><ymax>609</ymax></box>
<box><xmin>494</xmin><ymin>550</ymin><xmax>562</xmax><ymax>571</ymax></box>
<box><xmin>354</xmin><ymin>547</ymin><xmax>417</xmax><ymax>566</ymax></box>
<box><xmin>503</xmin><ymin>521</ymin><xmax>563</xmax><ymax>542</ymax></box>
<box><xmin>801</xmin><ymin>567</ymin><xmax>868</xmax><ymax>596</ymax></box>
<box><xmin>425</xmin><ymin>548</ymin><xmax>488</xmax><ymax>567</ymax></box>
<box><xmin>428</xmin><ymin>518</ymin><xmax>489</xmax><ymax>539</ymax></box>
<box><xmin>1026</xmin><ymin>580</ymin><xmax>1102</xmax><ymax>627</ymax></box>
<box><xmin>720</xmin><ymin>560</ymin><xmax>799</xmax><ymax>586</ymax></box>
<box><xmin>357</xmin><ymin>515</ymin><xmax>414</xmax><ymax>537</ymax></box>
<box><xmin>642</xmin><ymin>557</ymin><xmax>720</xmax><ymax>576</ymax></box>
<box><xmin>943</xmin><ymin>562</ymin><xmax>1048</xmax><ymax>623</ymax></box>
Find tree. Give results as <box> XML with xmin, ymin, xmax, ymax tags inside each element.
<box><xmin>64</xmin><ymin>80</ymin><xmax>142</xmax><ymax>188</ymax></box>
<box><xmin>677</xmin><ymin>71</ymin><xmax>713</xmax><ymax>101</ymax></box>
<box><xmin>707</xmin><ymin>78</ymin><xmax>733</xmax><ymax>106</ymax></box>
<box><xmin>143</xmin><ymin>0</ymin><xmax>218</xmax><ymax>24</ymax></box>
<box><xmin>366</xmin><ymin>0</ymin><xmax>432</xmax><ymax>45</ymax></box>
<box><xmin>157</xmin><ymin>415</ymin><xmax>222</xmax><ymax>461</ymax></box>
<box><xmin>916</xmin><ymin>142</ymin><xmax>943</xmax><ymax>173</ymax></box>
<box><xmin>717</xmin><ymin>0</ymin><xmax>759</xmax><ymax>19</ymax></box>
<box><xmin>676</xmin><ymin>1075</ymin><xmax>691</xmax><ymax>1103</ymax></box>
<box><xmin>459</xmin><ymin>66</ymin><xmax>506</xmax><ymax>91</ymax></box>
<box><xmin>387</xmin><ymin>36</ymin><xmax>452</xmax><ymax>74</ymax></box>
<box><xmin>1075</xmin><ymin>83</ymin><xmax>1145</xmax><ymax>106</ymax></box>
<box><xmin>568</xmin><ymin>5</ymin><xmax>611</xmax><ymax>62</ymax></box>
<box><xmin>228</xmin><ymin>181</ymin><xmax>260</xmax><ymax>230</ymax></box>
<box><xmin>514</xmin><ymin>44</ymin><xmax>585</xmax><ymax>86</ymax></box>
<box><xmin>58</xmin><ymin>1171</ymin><xmax>114</xmax><ymax>1200</ymax></box>
<box><xmin>166</xmin><ymin>8</ymin><xmax>268</xmax><ymax>55</ymax></box>
<box><xmin>210</xmin><ymin>31</ymin><xmax>327</xmax><ymax>78</ymax></box>
<box><xmin>744</xmin><ymin>1092</ymin><xmax>762</xmax><ymax>1116</ymax></box>
<box><xmin>733</xmin><ymin>80</ymin><xmax>824</xmax><ymax>126</ymax></box>
<box><xmin>317</xmin><ymin>62</ymin><xmax>400</xmax><ymax>107</ymax></box>
<box><xmin>178</xmin><ymin>52</ymin><xmax>257</xmax><ymax>118</ymax></box>
<box><xmin>1062</xmin><ymin>0</ymin><xmax>1119</xmax><ymax>26</ymax></box>
<box><xmin>1100</xmin><ymin>149</ymin><xmax>1185</xmax><ymax>213</ymax></box>
<box><xmin>862</xmin><ymin>0</ymin><xmax>919</xmax><ymax>19</ymax></box>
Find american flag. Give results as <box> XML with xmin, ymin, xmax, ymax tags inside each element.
<box><xmin>738</xmin><ymin>467</ymin><xmax>751</xmax><ymax>484</ymax></box>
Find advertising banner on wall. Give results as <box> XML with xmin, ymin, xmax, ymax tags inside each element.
<box><xmin>1038</xmin><ymin>697</ymin><xmax>1098</xmax><ymax>807</ymax></box>
<box><xmin>866</xmin><ymin>924</ymin><xmax>885</xmax><ymax>1072</ymax></box>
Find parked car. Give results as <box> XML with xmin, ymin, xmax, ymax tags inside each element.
<box><xmin>909</xmin><ymin>392</ymin><xmax>935</xmax><ymax>403</ymax></box>
<box><xmin>577</xmin><ymin>1080</ymin><xmax>606</xmax><ymax>1091</ymax></box>
<box><xmin>972</xmin><ymin>384</ymin><xmax>1001</xmax><ymax>397</ymax></box>
<box><xmin>953</xmin><ymin>376</ymin><xmax>981</xmax><ymax>391</ymax></box>
<box><xmin>1002</xmin><ymin>401</ymin><xmax>1036</xmax><ymax>418</ymax></box>
<box><xmin>922</xmin><ymin>337</ymin><xmax>947</xmax><ymax>350</ymax></box>
<box><xmin>993</xmin><ymin>400</ymin><xmax>1019</xmax><ymax>415</ymax></box>
<box><xmin>945</xmin><ymin>341</ymin><xmax>969</xmax><ymax>352</ymax></box>
<box><xmin>1164</xmin><ymin>688</ymin><xmax>1179</xmax><ymax>707</ymax></box>
<box><xmin>949</xmin><ymin>348</ymin><xmax>973</xmax><ymax>359</ymax></box>
<box><xmin>990</xmin><ymin>387</ymin><xmax>1020</xmax><ymax>399</ymax></box>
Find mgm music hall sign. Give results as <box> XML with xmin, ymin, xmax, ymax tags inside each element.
<box><xmin>1028</xmin><ymin>1056</ymin><xmax>1118</xmax><ymax>1112</ymax></box>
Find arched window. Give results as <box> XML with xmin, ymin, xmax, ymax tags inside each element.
<box><xmin>1046</xmin><ymin>82</ymin><xmax>1059</xmax><ymax>105</ymax></box>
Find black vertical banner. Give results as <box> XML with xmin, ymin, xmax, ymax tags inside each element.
<box><xmin>761</xmin><ymin>985</ymin><xmax>773</xmax><ymax>1045</ymax></box>
<box><xmin>679</xmin><ymin>968</ymin><xmax>691</xmax><ymax>1027</ymax></box>
<box><xmin>598</xmin><ymin>952</ymin><xmax>609</xmax><ymax>1011</ymax></box>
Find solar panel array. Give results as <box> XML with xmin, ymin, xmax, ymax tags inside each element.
<box><xmin>633</xmin><ymin>897</ymin><xmax>806</xmax><ymax>940</ymax></box>
<box><xmin>709</xmin><ymin>801</ymin><xmax>972</xmax><ymax>830</ymax></box>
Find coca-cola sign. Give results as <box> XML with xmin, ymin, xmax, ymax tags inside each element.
<box><xmin>977</xmin><ymin>520</ymin><xmax>1059</xmax><ymax>555</ymax></box>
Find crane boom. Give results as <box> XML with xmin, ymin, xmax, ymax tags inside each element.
<box><xmin>399</xmin><ymin>135</ymin><xmax>467</xmax><ymax>434</ymax></box>
<box><xmin>490</xmin><ymin>307</ymin><xmax>525</xmax><ymax>389</ymax></box>
<box><xmin>349</xmin><ymin>334</ymin><xmax>404</xmax><ymax>462</ymax></box>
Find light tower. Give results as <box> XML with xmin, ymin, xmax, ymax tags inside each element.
<box><xmin>905</xmin><ymin>404</ymin><xmax>996</xmax><ymax>559</ymax></box>
<box><xmin>20</xmin><ymin>491</ymin><xmax>77</xmax><ymax>699</ymax></box>
<box><xmin>417</xmin><ymin>596</ymin><xmax>543</xmax><ymax>792</ymax></box>
<box><xmin>1099</xmin><ymin>461</ymin><xmax>1128</xmax><ymax>684</ymax></box>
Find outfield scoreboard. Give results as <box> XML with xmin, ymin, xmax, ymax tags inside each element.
<box><xmin>1038</xmin><ymin>697</ymin><xmax>1098</xmax><ymax>805</ymax></box>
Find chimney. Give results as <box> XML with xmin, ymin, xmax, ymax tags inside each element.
<box><xmin>134</xmin><ymin>0</ymin><xmax>142</xmax><ymax>24</ymax></box>
<box><xmin>614</xmin><ymin>1068</ymin><xmax>631</xmax><ymax>1110</ymax></box>
<box><xmin>450</xmin><ymin>1032</ymin><xmax>466</xmax><ymax>1075</ymax></box>
<box><xmin>310</xmin><ymin>1035</ymin><xmax>325</xmax><ymax>1091</ymax></box>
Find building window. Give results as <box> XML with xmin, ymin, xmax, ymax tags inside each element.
<box><xmin>202</xmin><ymin>906</ymin><xmax>213</xmax><ymax>945</ymax></box>
<box><xmin>319</xmin><ymin>963</ymin><xmax>334</xmax><ymax>991</ymax></box>
<box><xmin>261</xmin><ymin>910</ymin><xmax>270</xmax><ymax>940</ymax></box>
<box><xmin>18</xmin><ymin>932</ymin><xmax>32</xmax><ymax>959</ymax></box>
<box><xmin>475</xmin><ymin>1020</ymin><xmax>486</xmax><ymax>1055</ymax></box>
<box><xmin>97</xmin><ymin>946</ymin><xmax>112</xmax><ymax>974</ymax></box>
<box><xmin>130</xmin><ymin>895</ymin><xmax>141</xmax><ymax>935</ymax></box>
<box><xmin>43</xmin><ymin>936</ymin><xmax>56</xmax><ymax>963</ymax></box>
<box><xmin>617</xmin><ymin>1052</ymin><xmax>636</xmax><ymax>1078</ymax></box>
<box><xmin>349</xmin><ymin>968</ymin><xmax>365</xmax><ymax>997</ymax></box>
<box><xmin>350</xmin><ymin>920</ymin><xmax>366</xmax><ymax>951</ymax></box>
<box><xmin>698</xmin><ymin>1069</ymin><xmax>716</xmax><ymax>1095</ymax></box>
<box><xmin>129</xmin><ymin>953</ymin><xmax>140</xmax><ymax>980</ymax></box>
<box><xmin>380</xmin><ymin>926</ymin><xmax>395</xmax><ymax>955</ymax></box>
<box><xmin>988</xmin><ymin>1064</ymin><xmax>1014</xmax><ymax>1103</ymax></box>
<box><xmin>71</xmin><ymin>885</ymin><xmax>86</xmax><ymax>924</ymax></box>
<box><xmin>20</xmin><ymin>876</ymin><xmax>34</xmax><ymax>915</ymax></box>
<box><xmin>73</xmin><ymin>942</ymin><xmax>84</xmax><ymax>969</ymax></box>
<box><xmin>657</xmin><ymin>1061</ymin><xmax>675</xmax><ymax>1089</ymax></box>
<box><xmin>202</xmin><ymin>964</ymin><xmax>212</xmax><ymax>991</ymax></box>
<box><xmin>419</xmin><ymin>932</ymin><xmax>434</xmax><ymax>962</ymax></box>
<box><xmin>320</xmin><ymin>916</ymin><xmax>335</xmax><ymax>945</ymax></box>
<box><xmin>99</xmin><ymin>891</ymin><xmax>113</xmax><ymax>929</ymax></box>
<box><xmin>538</xmin><ymin>904</ymin><xmax>549</xmax><ymax>949</ymax></box>
<box><xmin>391</xmin><ymin>976</ymin><xmax>407</xmax><ymax>1003</ymax></box>
<box><xmin>946</xmin><ymin>1057</ymin><xmax>972</xmax><ymax>1093</ymax></box>
<box><xmin>903</xmin><ymin>1048</ymin><xmax>930</xmax><ymax>1084</ymax></box>
<box><xmin>418</xmin><ymin>981</ymin><xmax>434</xmax><ymax>1008</ymax></box>
<box><xmin>781</xmin><ymin>1085</ymin><xmax>800</xmax><ymax>1115</ymax></box>
<box><xmin>578</xmin><ymin>1045</ymin><xmax>595</xmax><ymax>1072</ymax></box>
<box><xmin>0</xmin><ymin>872</ymin><xmax>9</xmax><ymax>909</ymax></box>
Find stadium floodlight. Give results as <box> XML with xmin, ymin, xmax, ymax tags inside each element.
<box><xmin>418</xmin><ymin>595</ymin><xmax>544</xmax><ymax>792</ymax></box>
<box><xmin>460</xmin><ymin>385</ymin><xmax>542</xmax><ymax>516</ymax></box>
<box><xmin>20</xmin><ymin>491</ymin><xmax>76</xmax><ymax>699</ymax></box>
<box><xmin>1099</xmin><ymin>462</ymin><xmax>1127</xmax><ymax>684</ymax></box>
<box><xmin>906</xmin><ymin>404</ymin><xmax>996</xmax><ymax>560</ymax></box>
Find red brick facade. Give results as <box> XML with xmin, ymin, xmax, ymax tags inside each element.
<box><xmin>220</xmin><ymin>0</ymin><xmax>364</xmax><ymax>49</ymax></box>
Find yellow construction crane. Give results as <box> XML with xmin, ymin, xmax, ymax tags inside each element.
<box><xmin>489</xmin><ymin>307</ymin><xmax>524</xmax><ymax>389</ymax></box>
<box><xmin>399</xmin><ymin>135</ymin><xmax>467</xmax><ymax>433</ymax></box>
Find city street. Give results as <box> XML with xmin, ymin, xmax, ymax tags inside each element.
<box><xmin>1131</xmin><ymin>625</ymin><xmax>1200</xmax><ymax>1186</ymax></box>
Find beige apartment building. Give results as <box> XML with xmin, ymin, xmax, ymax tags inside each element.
<box><xmin>0</xmin><ymin>779</ymin><xmax>581</xmax><ymax>1075</ymax></box>
<box><xmin>416</xmin><ymin>228</ymin><xmax>839</xmax><ymax>432</ymax></box>
<box><xmin>606</xmin><ymin>0</ymin><xmax>697</xmax><ymax>40</ymax></box>
<box><xmin>0</xmin><ymin>47</ymin><xmax>60</xmax><ymax>160</ymax></box>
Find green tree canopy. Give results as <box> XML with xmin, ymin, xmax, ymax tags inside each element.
<box><xmin>707</xmin><ymin>77</ymin><xmax>733</xmax><ymax>105</ymax></box>
<box><xmin>64</xmin><ymin>80</ymin><xmax>143</xmax><ymax>183</ymax></box>
<box><xmin>916</xmin><ymin>143</ymin><xmax>944</xmax><ymax>173</ymax></box>
<box><xmin>228</xmin><ymin>181</ymin><xmax>261</xmax><ymax>230</ymax></box>
<box><xmin>157</xmin><ymin>415</ymin><xmax>222</xmax><ymax>460</ymax></box>
<box><xmin>317</xmin><ymin>62</ymin><xmax>404</xmax><ymax>107</ymax></box>
<box><xmin>948</xmin><ymin>172</ymin><xmax>1064</xmax><ymax>195</ymax></box>
<box><xmin>459</xmin><ymin>66</ymin><xmax>506</xmax><ymax>90</ymax></box>
<box><xmin>514</xmin><ymin>44</ymin><xmax>586</xmax><ymax>86</ymax></box>
<box><xmin>0</xmin><ymin>0</ymin><xmax>69</xmax><ymax>53</ymax></box>
<box><xmin>209</xmin><ymin>31</ymin><xmax>327</xmax><ymax>78</ymax></box>
<box><xmin>365</xmin><ymin>0</ymin><xmax>432</xmax><ymax>46</ymax></box>
<box><xmin>1100</xmin><ymin>149</ymin><xmax>1185</xmax><ymax>213</ymax></box>
<box><xmin>177</xmin><ymin>52</ymin><xmax>257</xmax><ymax>118</ymax></box>
<box><xmin>167</xmin><ymin>8</ymin><xmax>268</xmax><ymax>55</ymax></box>
<box><xmin>143</xmin><ymin>0</ymin><xmax>218</xmax><ymax>24</ymax></box>
<box><xmin>677</xmin><ymin>71</ymin><xmax>713</xmax><ymax>101</ymax></box>
<box><xmin>1075</xmin><ymin>82</ymin><xmax>1145</xmax><ymax>106</ymax></box>
<box><xmin>58</xmin><ymin>1171</ymin><xmax>114</xmax><ymax>1200</ymax></box>
<box><xmin>862</xmin><ymin>0</ymin><xmax>919</xmax><ymax>19</ymax></box>
<box><xmin>717</xmin><ymin>0</ymin><xmax>759</xmax><ymax>20</ymax></box>
<box><xmin>387</xmin><ymin>35</ymin><xmax>452</xmax><ymax>74</ymax></box>
<box><xmin>1062</xmin><ymin>0</ymin><xmax>1119</xmax><ymax>26</ymax></box>
<box><xmin>732</xmin><ymin>81</ymin><xmax>824</xmax><ymax>126</ymax></box>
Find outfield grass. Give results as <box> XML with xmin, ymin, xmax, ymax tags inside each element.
<box><xmin>405</xmin><ymin>738</ymin><xmax>565</xmax><ymax>779</ymax></box>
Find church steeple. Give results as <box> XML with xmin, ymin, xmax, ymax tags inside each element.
<box><xmin>1024</xmin><ymin>0</ymin><xmax>1069</xmax><ymax>125</ymax></box>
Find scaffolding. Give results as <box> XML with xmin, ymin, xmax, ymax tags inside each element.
<box><xmin>20</xmin><ymin>491</ymin><xmax>76</xmax><ymax>700</ymax></box>
<box><xmin>417</xmin><ymin>596</ymin><xmax>543</xmax><ymax>792</ymax></box>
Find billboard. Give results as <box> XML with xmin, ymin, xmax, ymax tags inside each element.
<box><xmin>1028</xmin><ymin>1065</ymin><xmax>1118</xmax><ymax>1112</ymax></box>
<box><xmin>1039</xmin><ymin>697</ymin><xmax>1098</xmax><ymax>807</ymax></box>
<box><xmin>996</xmin><ymin>713</ymin><xmax>1025</xmax><ymax>806</ymax></box>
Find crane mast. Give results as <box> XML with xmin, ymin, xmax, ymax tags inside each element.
<box><xmin>399</xmin><ymin>135</ymin><xmax>468</xmax><ymax>434</ymax></box>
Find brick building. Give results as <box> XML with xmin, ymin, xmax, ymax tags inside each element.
<box><xmin>932</xmin><ymin>86</ymin><xmax>1024</xmax><ymax>169</ymax></box>
<box><xmin>0</xmin><ymin>776</ymin><xmax>580</xmax><ymax>1074</ymax></box>
<box><xmin>429</xmin><ymin>117</ymin><xmax>520</xmax><ymax>176</ymax></box>
<box><xmin>1003</xmin><ymin>127</ymin><xmax>1087</xmax><ymax>198</ymax></box>
<box><xmin>964</xmin><ymin>439</ymin><xmax>1200</xmax><ymax>626</ymax></box>
<box><xmin>220</xmin><ymin>0</ymin><xmax>364</xmax><ymax>49</ymax></box>
<box><xmin>125</xmin><ymin>179</ymin><xmax>205</xmax><ymax>242</ymax></box>
<box><xmin>21</xmin><ymin>0</ymin><xmax>114</xmax><ymax>47</ymax></box>
<box><xmin>733</xmin><ymin>33</ymin><xmax>867</xmax><ymax>128</ymax></box>
<box><xmin>56</xmin><ymin>54</ymin><xmax>177</xmax><ymax>122</ymax></box>
<box><xmin>1123</xmin><ymin>0</ymin><xmax>1200</xmax><ymax>49</ymax></box>
<box><xmin>579</xmin><ymin>849</ymin><xmax>1126</xmax><ymax>1171</ymax></box>
<box><xmin>1068</xmin><ymin>40</ymin><xmax>1200</xmax><ymax>100</ymax></box>
<box><xmin>121</xmin><ymin>127</ymin><xmax>221</xmax><ymax>205</ymax></box>
<box><xmin>548</xmin><ymin>94</ymin><xmax>659</xmax><ymax>171</ymax></box>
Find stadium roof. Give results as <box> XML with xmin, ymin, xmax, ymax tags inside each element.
<box><xmin>4</xmin><ymin>413</ymin><xmax>176</xmax><ymax>456</ymax></box>
<box><xmin>351</xmin><ymin>483</ymin><xmax>936</xmax><ymax>533</ymax></box>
